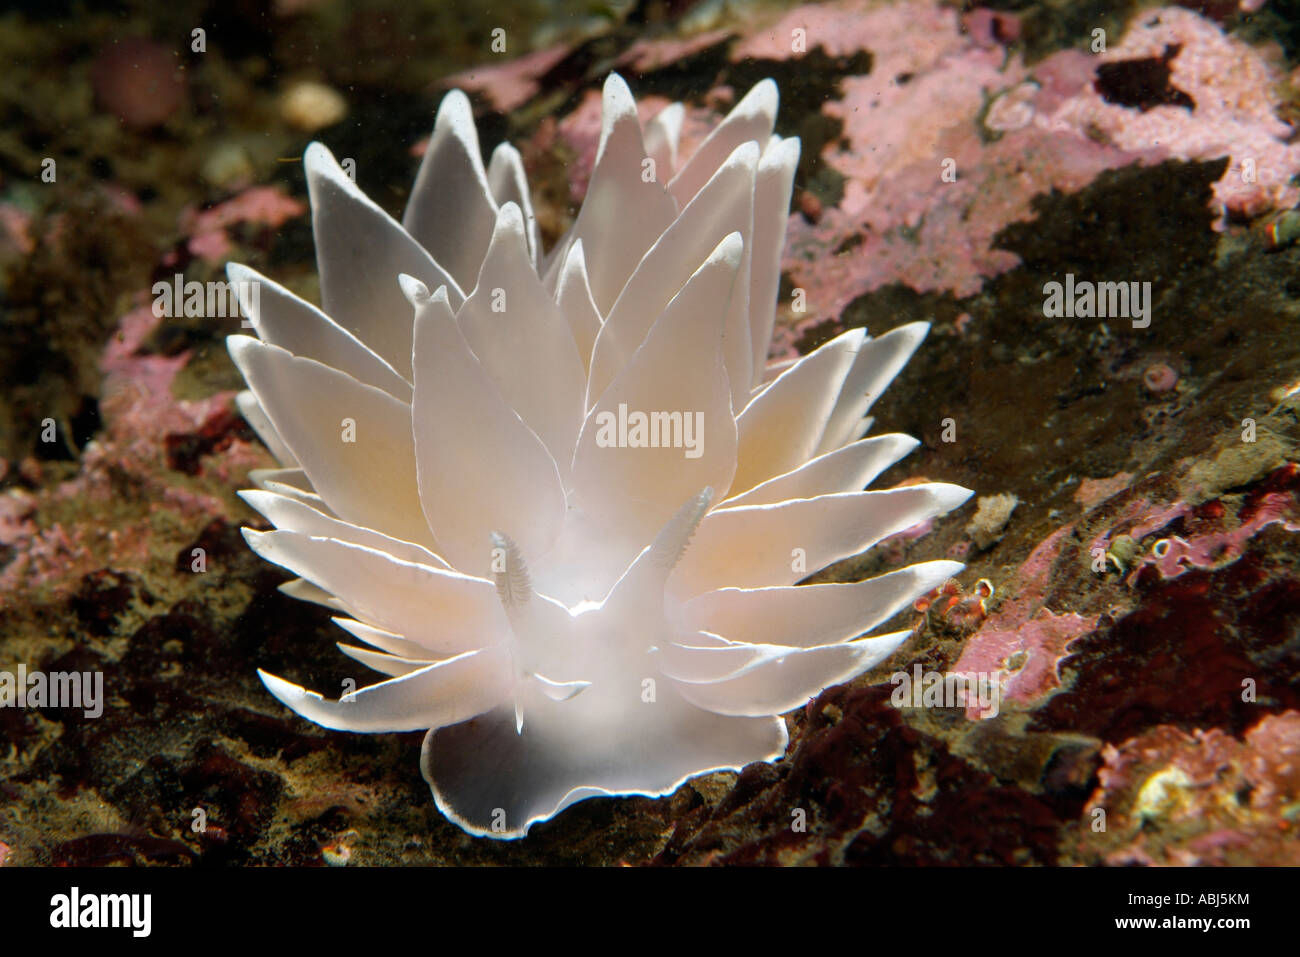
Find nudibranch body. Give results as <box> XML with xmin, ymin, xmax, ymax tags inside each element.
<box><xmin>227</xmin><ymin>74</ymin><xmax>971</xmax><ymax>838</ymax></box>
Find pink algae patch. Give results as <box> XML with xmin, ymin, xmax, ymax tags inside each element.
<box><xmin>1074</xmin><ymin>472</ymin><xmax>1135</xmax><ymax>507</ymax></box>
<box><xmin>1127</xmin><ymin>500</ymin><xmax>1192</xmax><ymax>540</ymax></box>
<box><xmin>773</xmin><ymin>1</ymin><xmax>1152</xmax><ymax>328</ymax></box>
<box><xmin>953</xmin><ymin>608</ymin><xmax>1096</xmax><ymax>717</ymax></box>
<box><xmin>0</xmin><ymin>300</ymin><xmax>264</xmax><ymax>597</ymax></box>
<box><xmin>616</xmin><ymin>29</ymin><xmax>733</xmax><ymax>73</ymax></box>
<box><xmin>950</xmin><ymin>523</ymin><xmax>1098</xmax><ymax>717</ymax></box>
<box><xmin>1084</xmin><ymin>712</ymin><xmax>1300</xmax><ymax>865</ymax></box>
<box><xmin>182</xmin><ymin>186</ymin><xmax>306</xmax><ymax>265</ymax></box>
<box><xmin>732</xmin><ymin>0</ymin><xmax>907</xmax><ymax>60</ymax></box>
<box><xmin>187</xmin><ymin>228</ymin><xmax>233</xmax><ymax>263</ymax></box>
<box><xmin>187</xmin><ymin>185</ymin><xmax>303</xmax><ymax>233</ymax></box>
<box><xmin>443</xmin><ymin>44</ymin><xmax>571</xmax><ymax>114</ymax></box>
<box><xmin>759</xmin><ymin>1</ymin><xmax>1300</xmax><ymax>334</ymax></box>
<box><xmin>0</xmin><ymin>490</ymin><xmax>36</xmax><ymax>546</ymax></box>
<box><xmin>97</xmin><ymin>303</ymin><xmax>261</xmax><ymax>488</ymax></box>
<box><xmin>1053</xmin><ymin>6</ymin><xmax>1300</xmax><ymax>223</ymax></box>
<box><xmin>1129</xmin><ymin>489</ymin><xmax>1300</xmax><ymax>582</ymax></box>
<box><xmin>0</xmin><ymin>204</ymin><xmax>35</xmax><ymax>257</ymax></box>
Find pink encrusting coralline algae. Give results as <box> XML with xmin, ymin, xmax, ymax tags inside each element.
<box><xmin>180</xmin><ymin>185</ymin><xmax>306</xmax><ymax>265</ymax></box>
<box><xmin>0</xmin><ymin>300</ymin><xmax>267</xmax><ymax>597</ymax></box>
<box><xmin>657</xmin><ymin>0</ymin><xmax>1300</xmax><ymax>339</ymax></box>
<box><xmin>1050</xmin><ymin>6</ymin><xmax>1300</xmax><ymax>224</ymax></box>
<box><xmin>1081</xmin><ymin>712</ymin><xmax>1300</xmax><ymax>866</ymax></box>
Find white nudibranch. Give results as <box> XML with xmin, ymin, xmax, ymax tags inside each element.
<box><xmin>226</xmin><ymin>73</ymin><xmax>972</xmax><ymax>839</ymax></box>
